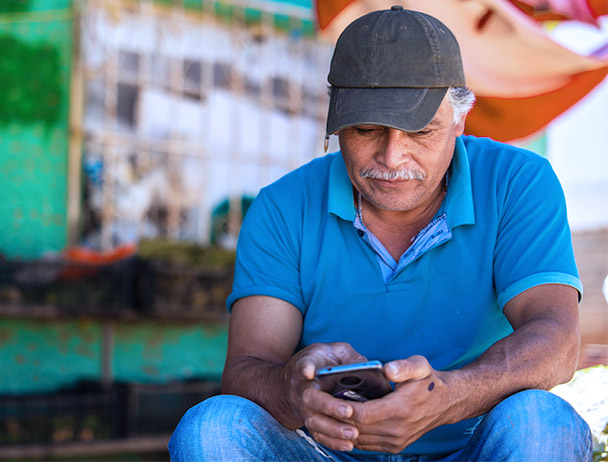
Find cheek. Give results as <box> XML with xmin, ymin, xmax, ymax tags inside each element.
<box><xmin>427</xmin><ymin>138</ymin><xmax>455</xmax><ymax>172</ymax></box>
<box><xmin>342</xmin><ymin>147</ymin><xmax>372</xmax><ymax>175</ymax></box>
<box><xmin>342</xmin><ymin>157</ymin><xmax>364</xmax><ymax>185</ymax></box>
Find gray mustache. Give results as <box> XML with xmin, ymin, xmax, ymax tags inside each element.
<box><xmin>359</xmin><ymin>168</ymin><xmax>426</xmax><ymax>181</ymax></box>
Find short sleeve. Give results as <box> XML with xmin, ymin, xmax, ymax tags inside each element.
<box><xmin>225</xmin><ymin>187</ymin><xmax>305</xmax><ymax>312</ymax></box>
<box><xmin>493</xmin><ymin>156</ymin><xmax>583</xmax><ymax>309</ymax></box>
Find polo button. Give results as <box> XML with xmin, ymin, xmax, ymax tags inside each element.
<box><xmin>358</xmin><ymin>230</ymin><xmax>364</xmax><ymax>237</ymax></box>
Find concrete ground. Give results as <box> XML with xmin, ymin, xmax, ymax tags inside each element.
<box><xmin>572</xmin><ymin>228</ymin><xmax>608</xmax><ymax>368</ymax></box>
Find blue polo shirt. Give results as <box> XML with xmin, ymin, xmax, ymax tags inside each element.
<box><xmin>227</xmin><ymin>135</ymin><xmax>582</xmax><ymax>456</ymax></box>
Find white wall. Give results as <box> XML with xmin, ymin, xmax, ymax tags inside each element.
<box><xmin>547</xmin><ymin>78</ymin><xmax>608</xmax><ymax>231</ymax></box>
<box><xmin>546</xmin><ymin>19</ymin><xmax>608</xmax><ymax>231</ymax></box>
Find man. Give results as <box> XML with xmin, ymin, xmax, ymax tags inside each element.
<box><xmin>169</xmin><ymin>6</ymin><xmax>592</xmax><ymax>461</ymax></box>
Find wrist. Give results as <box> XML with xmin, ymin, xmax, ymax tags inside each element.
<box><xmin>275</xmin><ymin>361</ymin><xmax>306</xmax><ymax>429</ymax></box>
<box><xmin>437</xmin><ymin>369</ymin><xmax>477</xmax><ymax>425</ymax></box>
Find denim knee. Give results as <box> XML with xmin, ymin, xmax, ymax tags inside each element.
<box><xmin>168</xmin><ymin>395</ymin><xmax>264</xmax><ymax>460</ymax></box>
<box><xmin>489</xmin><ymin>389</ymin><xmax>587</xmax><ymax>433</ymax></box>
<box><xmin>469</xmin><ymin>389</ymin><xmax>592</xmax><ymax>460</ymax></box>
<box><xmin>173</xmin><ymin>395</ymin><xmax>254</xmax><ymax>435</ymax></box>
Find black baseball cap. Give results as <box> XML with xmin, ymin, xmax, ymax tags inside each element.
<box><xmin>326</xmin><ymin>6</ymin><xmax>465</xmax><ymax>136</ymax></box>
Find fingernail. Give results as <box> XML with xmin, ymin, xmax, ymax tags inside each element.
<box><xmin>302</xmin><ymin>364</ymin><xmax>316</xmax><ymax>380</ymax></box>
<box><xmin>343</xmin><ymin>429</ymin><xmax>355</xmax><ymax>439</ymax></box>
<box><xmin>387</xmin><ymin>362</ymin><xmax>398</xmax><ymax>376</ymax></box>
<box><xmin>338</xmin><ymin>405</ymin><xmax>350</xmax><ymax>417</ymax></box>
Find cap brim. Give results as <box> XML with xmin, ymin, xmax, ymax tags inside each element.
<box><xmin>326</xmin><ymin>87</ymin><xmax>448</xmax><ymax>135</ymax></box>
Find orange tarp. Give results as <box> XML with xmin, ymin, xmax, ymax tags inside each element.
<box><xmin>315</xmin><ymin>0</ymin><xmax>608</xmax><ymax>141</ymax></box>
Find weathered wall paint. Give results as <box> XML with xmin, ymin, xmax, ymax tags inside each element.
<box><xmin>0</xmin><ymin>124</ymin><xmax>70</xmax><ymax>258</ymax></box>
<box><xmin>0</xmin><ymin>318</ymin><xmax>228</xmax><ymax>394</ymax></box>
<box><xmin>0</xmin><ymin>319</ymin><xmax>102</xmax><ymax>394</ymax></box>
<box><xmin>112</xmin><ymin>322</ymin><xmax>228</xmax><ymax>384</ymax></box>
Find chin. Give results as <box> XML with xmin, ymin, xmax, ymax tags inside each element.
<box><xmin>367</xmin><ymin>196</ymin><xmax>420</xmax><ymax>212</ymax></box>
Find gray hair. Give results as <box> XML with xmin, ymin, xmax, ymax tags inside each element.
<box><xmin>447</xmin><ymin>86</ymin><xmax>476</xmax><ymax>124</ymax></box>
<box><xmin>326</xmin><ymin>85</ymin><xmax>476</xmax><ymax>126</ymax></box>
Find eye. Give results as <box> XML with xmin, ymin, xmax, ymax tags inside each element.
<box><xmin>411</xmin><ymin>129</ymin><xmax>432</xmax><ymax>137</ymax></box>
<box><xmin>355</xmin><ymin>126</ymin><xmax>383</xmax><ymax>135</ymax></box>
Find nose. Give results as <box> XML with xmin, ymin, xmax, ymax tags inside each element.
<box><xmin>377</xmin><ymin>128</ymin><xmax>411</xmax><ymax>169</ymax></box>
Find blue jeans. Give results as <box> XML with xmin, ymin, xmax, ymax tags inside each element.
<box><xmin>168</xmin><ymin>389</ymin><xmax>592</xmax><ymax>461</ymax></box>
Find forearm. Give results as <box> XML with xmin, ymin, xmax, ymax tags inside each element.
<box><xmin>441</xmin><ymin>315</ymin><xmax>579</xmax><ymax>424</ymax></box>
<box><xmin>220</xmin><ymin>296</ymin><xmax>307</xmax><ymax>428</ymax></box>
<box><xmin>221</xmin><ymin>356</ymin><xmax>302</xmax><ymax>429</ymax></box>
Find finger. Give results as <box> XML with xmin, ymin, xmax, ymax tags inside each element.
<box><xmin>297</xmin><ymin>343</ymin><xmax>368</xmax><ymax>381</ymax></box>
<box><xmin>384</xmin><ymin>355</ymin><xmax>433</xmax><ymax>383</ymax></box>
<box><xmin>295</xmin><ymin>345</ymin><xmax>339</xmax><ymax>381</ymax></box>
<box><xmin>311</xmin><ymin>431</ymin><xmax>357</xmax><ymax>453</ymax></box>
<box><xmin>354</xmin><ymin>437</ymin><xmax>398</xmax><ymax>454</ymax></box>
<box><xmin>302</xmin><ymin>386</ymin><xmax>355</xmax><ymax>422</ymax></box>
<box><xmin>303</xmin><ymin>412</ymin><xmax>359</xmax><ymax>450</ymax></box>
<box><xmin>353</xmin><ymin>428</ymin><xmax>400</xmax><ymax>453</ymax></box>
<box><xmin>300</xmin><ymin>360</ymin><xmax>317</xmax><ymax>381</ymax></box>
<box><xmin>354</xmin><ymin>425</ymin><xmax>428</xmax><ymax>454</ymax></box>
<box><xmin>349</xmin><ymin>393</ymin><xmax>400</xmax><ymax>426</ymax></box>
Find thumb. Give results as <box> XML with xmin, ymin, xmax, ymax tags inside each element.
<box><xmin>300</xmin><ymin>360</ymin><xmax>317</xmax><ymax>381</ymax></box>
<box><xmin>328</xmin><ymin>342</ymin><xmax>368</xmax><ymax>365</ymax></box>
<box><xmin>384</xmin><ymin>356</ymin><xmax>432</xmax><ymax>383</ymax></box>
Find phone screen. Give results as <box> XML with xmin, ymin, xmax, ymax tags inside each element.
<box><xmin>315</xmin><ymin>360</ymin><xmax>392</xmax><ymax>402</ymax></box>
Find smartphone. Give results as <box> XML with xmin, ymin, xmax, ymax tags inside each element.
<box><xmin>315</xmin><ymin>360</ymin><xmax>392</xmax><ymax>402</ymax></box>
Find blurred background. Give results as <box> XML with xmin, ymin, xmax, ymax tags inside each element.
<box><xmin>0</xmin><ymin>0</ymin><xmax>606</xmax><ymax>460</ymax></box>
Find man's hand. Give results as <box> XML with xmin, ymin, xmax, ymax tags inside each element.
<box><xmin>223</xmin><ymin>298</ymin><xmax>369</xmax><ymax>451</ymax></box>
<box><xmin>347</xmin><ymin>356</ymin><xmax>454</xmax><ymax>454</ymax></box>
<box><xmin>282</xmin><ymin>342</ymin><xmax>368</xmax><ymax>452</ymax></box>
<box><xmin>342</xmin><ymin>285</ymin><xmax>581</xmax><ymax>454</ymax></box>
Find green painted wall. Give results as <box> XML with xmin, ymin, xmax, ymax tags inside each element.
<box><xmin>0</xmin><ymin>318</ymin><xmax>228</xmax><ymax>394</ymax></box>
<box><xmin>0</xmin><ymin>319</ymin><xmax>101</xmax><ymax>393</ymax></box>
<box><xmin>0</xmin><ymin>0</ymin><xmax>73</xmax><ymax>259</ymax></box>
<box><xmin>112</xmin><ymin>321</ymin><xmax>228</xmax><ymax>385</ymax></box>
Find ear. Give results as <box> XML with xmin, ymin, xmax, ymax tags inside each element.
<box><xmin>454</xmin><ymin>115</ymin><xmax>466</xmax><ymax>137</ymax></box>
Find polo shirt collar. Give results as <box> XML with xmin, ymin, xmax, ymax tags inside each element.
<box><xmin>445</xmin><ymin>136</ymin><xmax>475</xmax><ymax>228</ymax></box>
<box><xmin>328</xmin><ymin>136</ymin><xmax>475</xmax><ymax>228</ymax></box>
<box><xmin>328</xmin><ymin>152</ymin><xmax>357</xmax><ymax>221</ymax></box>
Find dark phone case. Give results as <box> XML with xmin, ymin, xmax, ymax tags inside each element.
<box><xmin>316</xmin><ymin>363</ymin><xmax>392</xmax><ymax>402</ymax></box>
